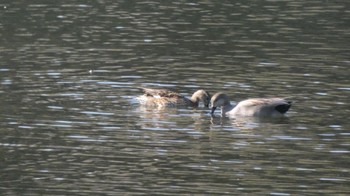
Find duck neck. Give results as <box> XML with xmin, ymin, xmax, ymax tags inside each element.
<box><xmin>222</xmin><ymin>103</ymin><xmax>234</xmax><ymax>115</ymax></box>
<box><xmin>190</xmin><ymin>95</ymin><xmax>200</xmax><ymax>106</ymax></box>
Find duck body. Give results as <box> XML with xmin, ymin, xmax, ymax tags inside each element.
<box><xmin>137</xmin><ymin>88</ymin><xmax>211</xmax><ymax>108</ymax></box>
<box><xmin>211</xmin><ymin>92</ymin><xmax>291</xmax><ymax>117</ymax></box>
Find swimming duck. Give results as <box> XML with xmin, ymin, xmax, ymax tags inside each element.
<box><xmin>210</xmin><ymin>92</ymin><xmax>292</xmax><ymax>117</ymax></box>
<box><xmin>137</xmin><ymin>88</ymin><xmax>211</xmax><ymax>107</ymax></box>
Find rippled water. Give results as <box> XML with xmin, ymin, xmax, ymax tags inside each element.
<box><xmin>1</xmin><ymin>0</ymin><xmax>349</xmax><ymax>195</ymax></box>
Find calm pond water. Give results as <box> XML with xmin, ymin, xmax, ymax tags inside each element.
<box><xmin>1</xmin><ymin>0</ymin><xmax>349</xmax><ymax>195</ymax></box>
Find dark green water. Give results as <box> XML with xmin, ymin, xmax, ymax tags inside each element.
<box><xmin>0</xmin><ymin>0</ymin><xmax>349</xmax><ymax>195</ymax></box>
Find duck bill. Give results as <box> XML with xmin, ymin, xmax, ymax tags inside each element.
<box><xmin>211</xmin><ymin>107</ymin><xmax>217</xmax><ymax>114</ymax></box>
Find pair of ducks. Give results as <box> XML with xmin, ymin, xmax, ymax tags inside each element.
<box><xmin>137</xmin><ymin>88</ymin><xmax>292</xmax><ymax>117</ymax></box>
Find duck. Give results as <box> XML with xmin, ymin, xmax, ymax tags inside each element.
<box><xmin>210</xmin><ymin>92</ymin><xmax>292</xmax><ymax>117</ymax></box>
<box><xmin>137</xmin><ymin>87</ymin><xmax>211</xmax><ymax>108</ymax></box>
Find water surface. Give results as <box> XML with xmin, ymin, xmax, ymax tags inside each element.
<box><xmin>0</xmin><ymin>0</ymin><xmax>349</xmax><ymax>195</ymax></box>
